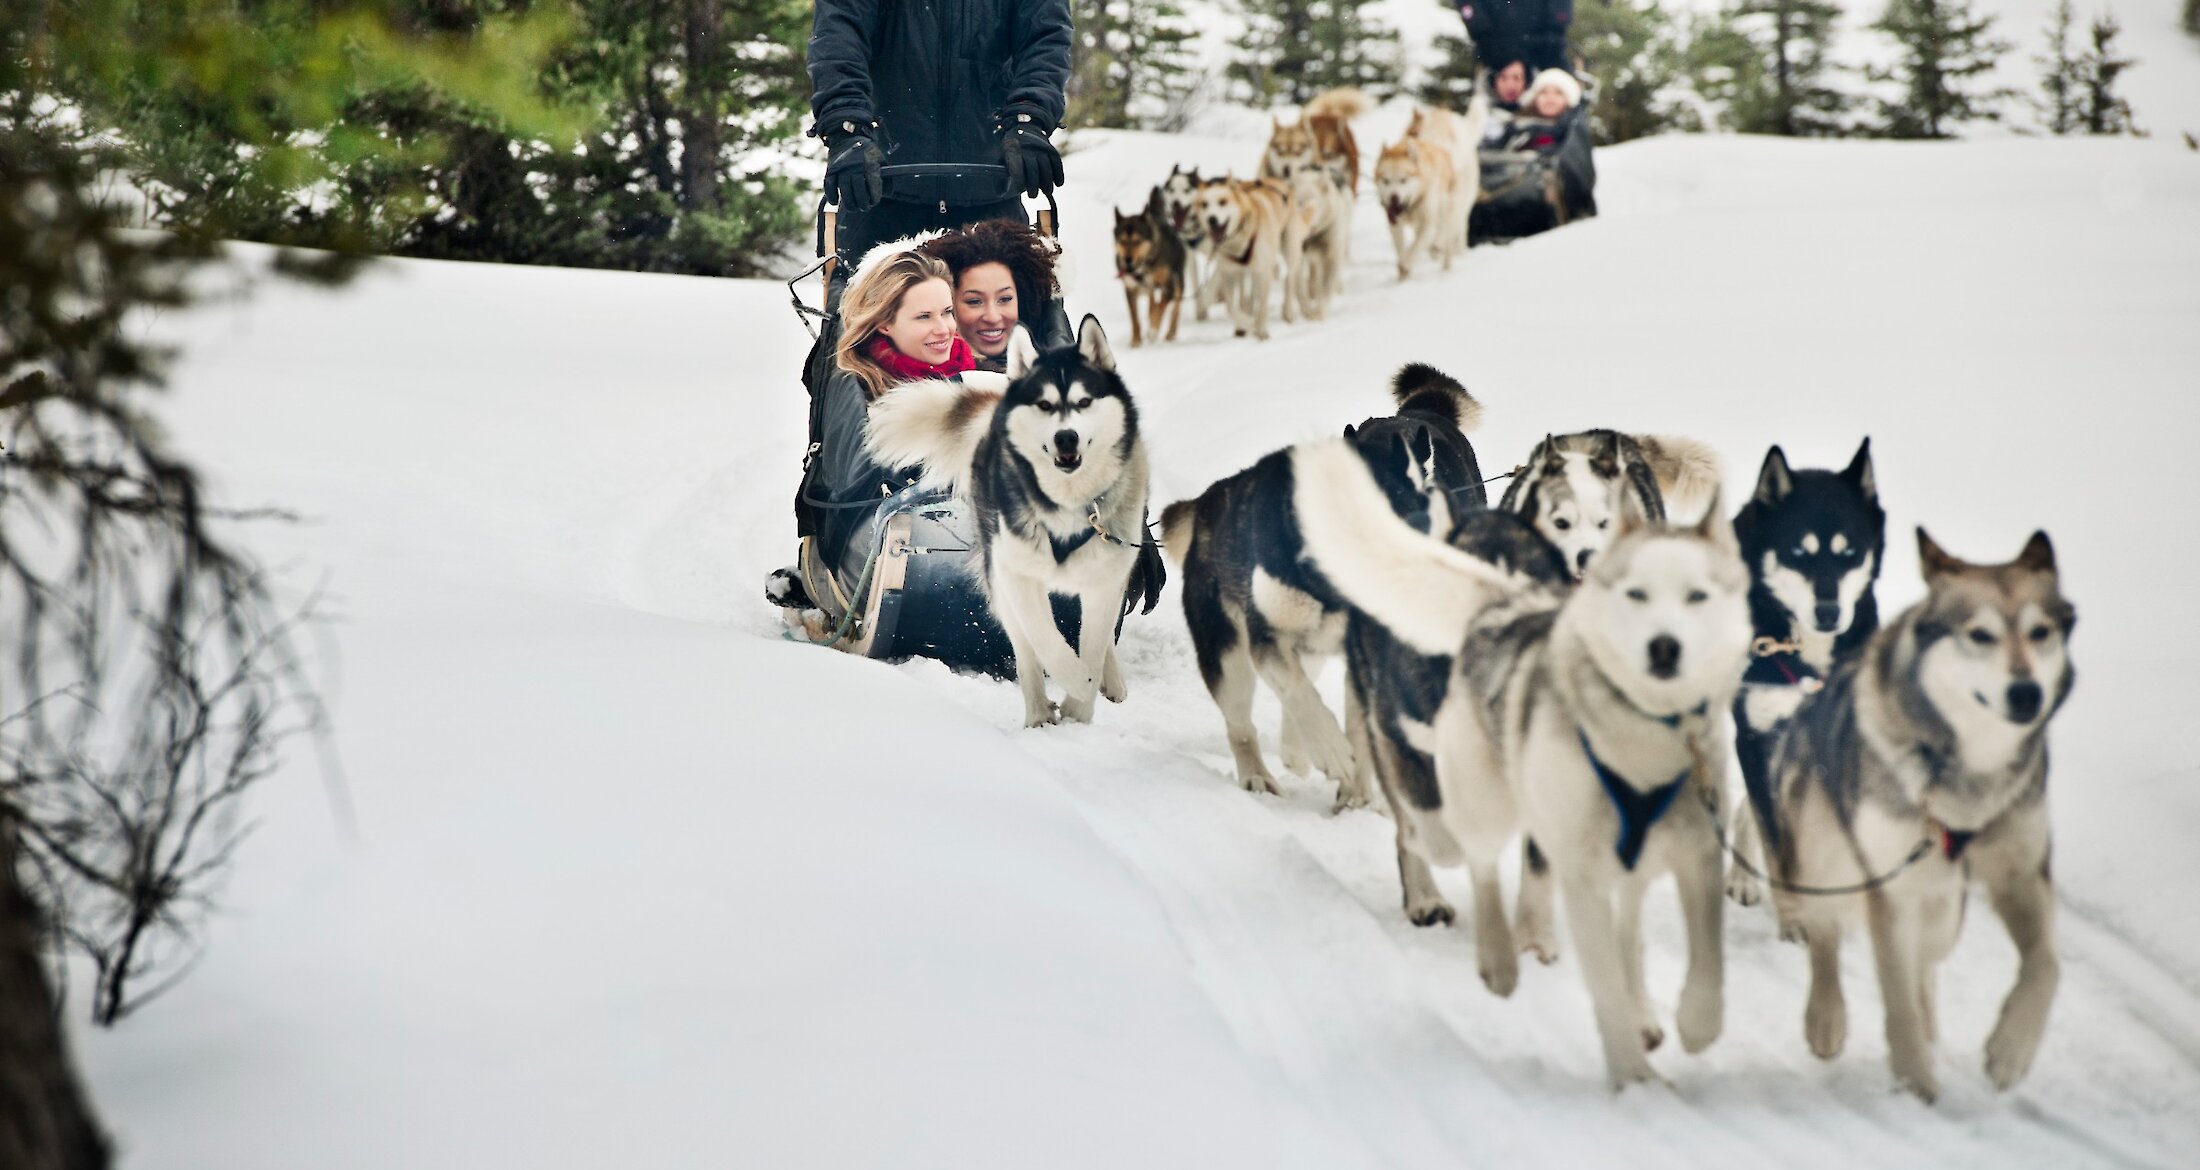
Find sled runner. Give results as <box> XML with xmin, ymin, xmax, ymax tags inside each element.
<box><xmin>1471</xmin><ymin>86</ymin><xmax>1598</xmax><ymax>245</ymax></box>
<box><xmin>785</xmin><ymin>164</ymin><xmax>1076</xmax><ymax>678</ymax></box>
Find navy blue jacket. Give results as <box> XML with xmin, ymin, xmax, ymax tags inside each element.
<box><xmin>1459</xmin><ymin>0</ymin><xmax>1573</xmax><ymax>74</ymax></box>
<box><xmin>809</xmin><ymin>0</ymin><xmax>1073</xmax><ymax>177</ymax></box>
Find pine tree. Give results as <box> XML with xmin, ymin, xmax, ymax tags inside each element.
<box><xmin>1417</xmin><ymin>28</ymin><xmax>1484</xmax><ymax>109</ymax></box>
<box><xmin>1731</xmin><ymin>0</ymin><xmax>1849</xmax><ymax>135</ymax></box>
<box><xmin>1573</xmin><ymin>0</ymin><xmax>1688</xmax><ymax>144</ymax></box>
<box><xmin>2036</xmin><ymin>0</ymin><xmax>2083</xmax><ymax>134</ymax></box>
<box><xmin>1068</xmin><ymin>0</ymin><xmax>1204</xmax><ymax>129</ymax></box>
<box><xmin>2078</xmin><ymin>11</ymin><xmax>2139</xmax><ymax>135</ymax></box>
<box><xmin>1868</xmin><ymin>0</ymin><xmax>2016</xmax><ymax>139</ymax></box>
<box><xmin>1229</xmin><ymin>1</ymin><xmax>1402</xmax><ymax>106</ymax></box>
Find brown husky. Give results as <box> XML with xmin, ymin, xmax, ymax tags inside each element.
<box><xmin>1260</xmin><ymin>87</ymin><xmax>1369</xmax><ymax>195</ymax></box>
<box><xmin>1764</xmin><ymin>529</ymin><xmax>2077</xmax><ymax>1102</ymax></box>
<box><xmin>1114</xmin><ymin>191</ymin><xmax>1188</xmax><ymax>347</ymax></box>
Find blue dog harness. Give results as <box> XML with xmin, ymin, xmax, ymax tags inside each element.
<box><xmin>1578</xmin><ymin>729</ymin><xmax>1690</xmax><ymax>870</ymax></box>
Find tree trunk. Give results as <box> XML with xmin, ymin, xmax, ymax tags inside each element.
<box><xmin>0</xmin><ymin>818</ymin><xmax>109</xmax><ymax>1170</ymax></box>
<box><xmin>680</xmin><ymin>0</ymin><xmax>725</xmax><ymax>213</ymax></box>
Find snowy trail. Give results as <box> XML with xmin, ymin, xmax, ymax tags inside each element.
<box><xmin>73</xmin><ymin>130</ymin><xmax>2200</xmax><ymax>1166</ymax></box>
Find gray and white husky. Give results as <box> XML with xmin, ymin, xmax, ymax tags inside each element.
<box><xmin>1296</xmin><ymin>439</ymin><xmax>1753</xmax><ymax>1089</ymax></box>
<box><xmin>865</xmin><ymin>318</ymin><xmax>1154</xmax><ymax>728</ymax></box>
<box><xmin>1762</xmin><ymin>528</ymin><xmax>2076</xmax><ymax>1103</ymax></box>
<box><xmin>1500</xmin><ymin>430</ymin><xmax>1723</xmax><ymax>578</ymax></box>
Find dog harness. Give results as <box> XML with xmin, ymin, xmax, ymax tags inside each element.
<box><xmin>1578</xmin><ymin>729</ymin><xmax>1689</xmax><ymax>871</ymax></box>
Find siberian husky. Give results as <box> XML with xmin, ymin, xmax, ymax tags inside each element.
<box><xmin>865</xmin><ymin>319</ymin><xmax>1160</xmax><ymax>727</ymax></box>
<box><xmin>1114</xmin><ymin>191</ymin><xmax>1188</xmax><ymax>347</ymax></box>
<box><xmin>1725</xmin><ymin>440</ymin><xmax>1885</xmax><ymax>905</ymax></box>
<box><xmin>1762</xmin><ymin>529</ymin><xmax>2076</xmax><ymax>1103</ymax></box>
<box><xmin>1194</xmin><ymin>176</ymin><xmax>1306</xmax><ymax>340</ymax></box>
<box><xmin>1289</xmin><ymin>164</ymin><xmax>1353</xmax><ymax>319</ymax></box>
<box><xmin>1260</xmin><ymin>87</ymin><xmax>1368</xmax><ymax>195</ymax></box>
<box><xmin>1296</xmin><ymin>440</ymin><xmax>1752</xmax><ymax>1089</ymax></box>
<box><xmin>1162</xmin><ymin>365</ymin><xmax>1484</xmax><ymax>804</ymax></box>
<box><xmin>1499</xmin><ymin>429</ymin><xmax>1723</xmax><ymax>578</ymax></box>
<box><xmin>1373</xmin><ymin>127</ymin><xmax>1461</xmax><ymax>281</ymax></box>
<box><xmin>1159</xmin><ymin>165</ymin><xmax>1211</xmax><ymax>320</ymax></box>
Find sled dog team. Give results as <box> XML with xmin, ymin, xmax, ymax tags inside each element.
<box><xmin>866</xmin><ymin>331</ymin><xmax>2076</xmax><ymax>1102</ymax></box>
<box><xmin>1113</xmin><ymin>87</ymin><xmax>1491</xmax><ymax>346</ymax></box>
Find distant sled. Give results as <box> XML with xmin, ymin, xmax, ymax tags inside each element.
<box><xmin>1470</xmin><ymin>80</ymin><xmax>1599</xmax><ymax>245</ymax></box>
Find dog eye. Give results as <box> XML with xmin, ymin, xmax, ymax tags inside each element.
<box><xmin>1687</xmin><ymin>590</ymin><xmax>1708</xmax><ymax>604</ymax></box>
<box><xmin>1598</xmin><ymin>519</ymin><xmax>1610</xmax><ymax>530</ymax></box>
<box><xmin>1072</xmin><ymin>399</ymin><xmax>1091</xmax><ymax>411</ymax></box>
<box><xmin>1967</xmin><ymin>628</ymin><xmax>1997</xmax><ymax>646</ymax></box>
<box><xmin>1626</xmin><ymin>588</ymin><xmax>1648</xmax><ymax>602</ymax></box>
<box><xmin>2028</xmin><ymin>625</ymin><xmax>2053</xmax><ymax>643</ymax></box>
<box><xmin>1553</xmin><ymin>518</ymin><xmax>1571</xmax><ymax>531</ymax></box>
<box><xmin>1033</xmin><ymin>401</ymin><xmax>1055</xmax><ymax>414</ymax></box>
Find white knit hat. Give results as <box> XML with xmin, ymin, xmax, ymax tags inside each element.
<box><xmin>1521</xmin><ymin>69</ymin><xmax>1583</xmax><ymax>113</ymax></box>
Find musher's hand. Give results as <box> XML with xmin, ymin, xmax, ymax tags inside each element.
<box><xmin>822</xmin><ymin>120</ymin><xmax>883</xmax><ymax>211</ymax></box>
<box><xmin>996</xmin><ymin>112</ymin><xmax>1063</xmax><ymax>198</ymax></box>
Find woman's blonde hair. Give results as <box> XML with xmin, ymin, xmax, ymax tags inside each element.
<box><xmin>836</xmin><ymin>250</ymin><xmax>956</xmax><ymax>400</ymax></box>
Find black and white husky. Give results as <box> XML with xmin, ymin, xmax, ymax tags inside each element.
<box><xmin>1762</xmin><ymin>529</ymin><xmax>2076</xmax><ymax>1102</ymax></box>
<box><xmin>1726</xmin><ymin>440</ymin><xmax>1885</xmax><ymax>904</ymax></box>
<box><xmin>865</xmin><ymin>318</ymin><xmax>1157</xmax><ymax>727</ymax></box>
<box><xmin>1500</xmin><ymin>430</ymin><xmax>1723</xmax><ymax>577</ymax></box>
<box><xmin>1161</xmin><ymin>364</ymin><xmax>1484</xmax><ymax>805</ymax></box>
<box><xmin>1296</xmin><ymin>438</ymin><xmax>1753</xmax><ymax>1089</ymax></box>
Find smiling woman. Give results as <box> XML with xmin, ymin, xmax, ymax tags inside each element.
<box><xmin>834</xmin><ymin>246</ymin><xmax>975</xmax><ymax>399</ymax></box>
<box><xmin>921</xmin><ymin>220</ymin><xmax>1064</xmax><ymax>371</ymax></box>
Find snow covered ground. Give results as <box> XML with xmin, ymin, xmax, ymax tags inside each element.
<box><xmin>70</xmin><ymin>103</ymin><xmax>2200</xmax><ymax>1169</ymax></box>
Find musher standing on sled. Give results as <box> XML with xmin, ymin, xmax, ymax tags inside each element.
<box><xmin>808</xmin><ymin>0</ymin><xmax>1073</xmax><ymax>264</ymax></box>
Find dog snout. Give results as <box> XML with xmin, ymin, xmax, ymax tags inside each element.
<box><xmin>1647</xmin><ymin>635</ymin><xmax>1682</xmax><ymax>680</ymax></box>
<box><xmin>1813</xmin><ymin>600</ymin><xmax>1842</xmax><ymax>632</ymax></box>
<box><xmin>1575</xmin><ymin>549</ymin><xmax>1593</xmax><ymax>574</ymax></box>
<box><xmin>2005</xmin><ymin>679</ymin><xmax>2044</xmax><ymax>723</ymax></box>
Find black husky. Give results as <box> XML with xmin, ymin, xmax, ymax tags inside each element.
<box><xmin>1727</xmin><ymin>439</ymin><xmax>1885</xmax><ymax>902</ymax></box>
<box><xmin>1161</xmin><ymin>364</ymin><xmax>1485</xmax><ymax>805</ymax></box>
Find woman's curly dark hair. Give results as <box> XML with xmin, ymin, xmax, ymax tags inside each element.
<box><xmin>921</xmin><ymin>219</ymin><xmax>1060</xmax><ymax>312</ymax></box>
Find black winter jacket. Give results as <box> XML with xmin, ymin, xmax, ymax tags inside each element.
<box><xmin>1459</xmin><ymin>0</ymin><xmax>1573</xmax><ymax>74</ymax></box>
<box><xmin>809</xmin><ymin>0</ymin><xmax>1073</xmax><ymax>201</ymax></box>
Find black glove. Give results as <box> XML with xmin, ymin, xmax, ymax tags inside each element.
<box><xmin>996</xmin><ymin>112</ymin><xmax>1063</xmax><ymax>198</ymax></box>
<box><xmin>821</xmin><ymin>119</ymin><xmax>883</xmax><ymax>211</ymax></box>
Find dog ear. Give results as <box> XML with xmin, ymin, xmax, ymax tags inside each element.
<box><xmin>1075</xmin><ymin>315</ymin><xmax>1116</xmax><ymax>372</ymax></box>
<box><xmin>1917</xmin><ymin>527</ymin><xmax>1963</xmax><ymax>581</ymax></box>
<box><xmin>2016</xmin><ymin>530</ymin><xmax>2057</xmax><ymax>574</ymax></box>
<box><xmin>1341</xmin><ymin>422</ymin><xmax>1358</xmax><ymax>441</ymax></box>
<box><xmin>1843</xmin><ymin>437</ymin><xmax>1876</xmax><ymax>501</ymax></box>
<box><xmin>1753</xmin><ymin>445</ymin><xmax>1793</xmax><ymax>505</ymax></box>
<box><xmin>1693</xmin><ymin>487</ymin><xmax>1737</xmax><ymax>552</ymax></box>
<box><xmin>1591</xmin><ymin>431</ymin><xmax>1624</xmax><ymax>479</ymax></box>
<box><xmin>1613</xmin><ymin>480</ymin><xmax>1654</xmax><ymax>539</ymax></box>
<box><xmin>1539</xmin><ymin>434</ymin><xmax>1566</xmax><ymax>477</ymax></box>
<box><xmin>1004</xmin><ymin>326</ymin><xmax>1040</xmax><ymax>380</ymax></box>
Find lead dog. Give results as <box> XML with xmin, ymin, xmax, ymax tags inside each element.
<box><xmin>1296</xmin><ymin>440</ymin><xmax>1751</xmax><ymax>1089</ymax></box>
<box><xmin>1762</xmin><ymin>529</ymin><xmax>2076</xmax><ymax>1103</ymax></box>
<box><xmin>1114</xmin><ymin>191</ymin><xmax>1188</xmax><ymax>347</ymax></box>
<box><xmin>1163</xmin><ymin>365</ymin><xmax>1484</xmax><ymax>804</ymax></box>
<box><xmin>865</xmin><ymin>319</ymin><xmax>1158</xmax><ymax>728</ymax></box>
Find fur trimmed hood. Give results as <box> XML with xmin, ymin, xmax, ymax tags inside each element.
<box><xmin>845</xmin><ymin>225</ymin><xmax>1072</xmax><ymax>316</ymax></box>
<box><xmin>842</xmin><ymin>231</ymin><xmax>949</xmax><ymax>309</ymax></box>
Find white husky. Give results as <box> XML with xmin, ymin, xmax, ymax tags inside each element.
<box><xmin>1294</xmin><ymin>438</ymin><xmax>1753</xmax><ymax>1089</ymax></box>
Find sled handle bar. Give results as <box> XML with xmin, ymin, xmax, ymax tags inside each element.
<box><xmin>810</xmin><ymin>164</ymin><xmax>1059</xmax><ymax>310</ymax></box>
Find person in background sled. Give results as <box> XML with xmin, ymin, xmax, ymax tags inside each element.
<box><xmin>1502</xmin><ymin>69</ymin><xmax>1583</xmax><ymax>155</ymax></box>
<box><xmin>1480</xmin><ymin>59</ymin><xmax>1532</xmax><ymax>147</ymax></box>
<box><xmin>1459</xmin><ymin>0</ymin><xmax>1574</xmax><ymax>76</ymax></box>
<box><xmin>920</xmin><ymin>218</ymin><xmax>1068</xmax><ymax>372</ymax></box>
<box><xmin>809</xmin><ymin>0</ymin><xmax>1073</xmax><ymax>265</ymax></box>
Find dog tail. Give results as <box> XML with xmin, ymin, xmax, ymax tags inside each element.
<box><xmin>1635</xmin><ymin>434</ymin><xmax>1724</xmax><ymax>524</ymax></box>
<box><xmin>1305</xmin><ymin>87</ymin><xmax>1373</xmax><ymax>122</ymax></box>
<box><xmin>1391</xmin><ymin>363</ymin><xmax>1483</xmax><ymax>433</ymax></box>
<box><xmin>1158</xmin><ymin>498</ymin><xmax>1198</xmax><ymax>569</ymax></box>
<box><xmin>863</xmin><ymin>379</ymin><xmax>1000</xmax><ymax>493</ymax></box>
<box><xmin>1290</xmin><ymin>438</ymin><xmax>1515</xmax><ymax>657</ymax></box>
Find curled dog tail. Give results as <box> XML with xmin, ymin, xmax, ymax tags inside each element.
<box><xmin>1636</xmin><ymin>434</ymin><xmax>1724</xmax><ymax>525</ymax></box>
<box><xmin>1289</xmin><ymin>438</ymin><xmax>1515</xmax><ymax>657</ymax></box>
<box><xmin>1305</xmin><ymin>87</ymin><xmax>1373</xmax><ymax>122</ymax></box>
<box><xmin>1391</xmin><ymin>363</ymin><xmax>1484</xmax><ymax>433</ymax></box>
<box><xmin>862</xmin><ymin>379</ymin><xmax>1000</xmax><ymax>493</ymax></box>
<box><xmin>1158</xmin><ymin>498</ymin><xmax>1198</xmax><ymax>569</ymax></box>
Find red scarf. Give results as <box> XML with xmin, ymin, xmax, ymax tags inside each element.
<box><xmin>870</xmin><ymin>334</ymin><xmax>976</xmax><ymax>384</ymax></box>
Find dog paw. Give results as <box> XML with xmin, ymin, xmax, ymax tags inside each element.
<box><xmin>1779</xmin><ymin>919</ymin><xmax>1809</xmax><ymax>946</ymax></box>
<box><xmin>1059</xmin><ymin>693</ymin><xmax>1096</xmax><ymax>724</ymax></box>
<box><xmin>1805</xmin><ymin>994</ymin><xmax>1847</xmax><ymax>1060</ymax></box>
<box><xmin>1100</xmin><ymin>673</ymin><xmax>1128</xmax><ymax>705</ymax></box>
<box><xmin>1725</xmin><ymin>867</ymin><xmax>1764</xmax><ymax>907</ymax></box>
<box><xmin>1892</xmin><ymin>1058</ymin><xmax>1940</xmax><ymax>1105</ymax></box>
<box><xmin>1984</xmin><ymin>1018</ymin><xmax>2043</xmax><ymax>1090</ymax></box>
<box><xmin>1605</xmin><ymin>1053</ymin><xmax>1665</xmax><ymax>1093</ymax></box>
<box><xmin>1678</xmin><ymin>983</ymin><xmax>1723</xmax><ymax>1054</ymax></box>
<box><xmin>1407</xmin><ymin>898</ymin><xmax>1456</xmax><ymax>928</ymax></box>
<box><xmin>1520</xmin><ymin>937</ymin><xmax>1560</xmax><ymax>965</ymax></box>
<box><xmin>1238</xmin><ymin>769</ymin><xmax>1282</xmax><ymax>797</ymax></box>
<box><xmin>1022</xmin><ymin>701</ymin><xmax>1060</xmax><ymax>728</ymax></box>
<box><xmin>1329</xmin><ymin>780</ymin><xmax>1371</xmax><ymax>815</ymax></box>
<box><xmin>1479</xmin><ymin>942</ymin><xmax>1519</xmax><ymax>999</ymax></box>
<box><xmin>1640</xmin><ymin>1022</ymin><xmax>1666</xmax><ymax>1053</ymax></box>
